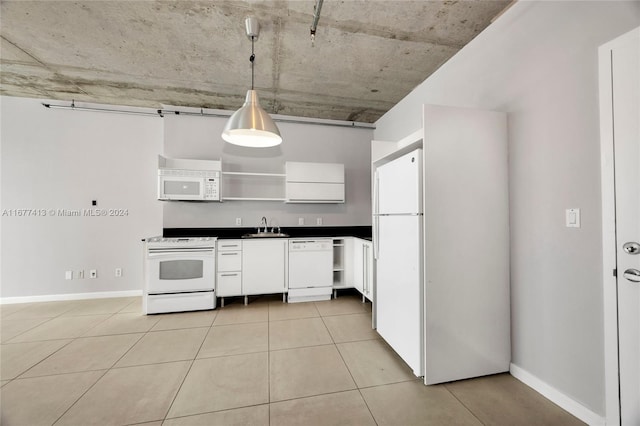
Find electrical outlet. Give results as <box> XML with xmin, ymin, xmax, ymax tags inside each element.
<box><xmin>235</xmin><ymin>217</ymin><xmax>242</xmax><ymax>226</ymax></box>
<box><xmin>316</xmin><ymin>217</ymin><xmax>323</xmax><ymax>226</ymax></box>
<box><xmin>77</xmin><ymin>270</ymin><xmax>84</xmax><ymax>279</ymax></box>
<box><xmin>298</xmin><ymin>217</ymin><xmax>304</xmax><ymax>226</ymax></box>
<box><xmin>65</xmin><ymin>270</ymin><xmax>73</xmax><ymax>280</ymax></box>
<box><xmin>115</xmin><ymin>268</ymin><xmax>122</xmax><ymax>277</ymax></box>
<box><xmin>89</xmin><ymin>269</ymin><xmax>97</xmax><ymax>279</ymax></box>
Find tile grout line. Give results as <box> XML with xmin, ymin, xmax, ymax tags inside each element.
<box><xmin>161</xmin><ymin>313</ymin><xmax>217</xmax><ymax>423</ymax></box>
<box><xmin>320</xmin><ymin>309</ymin><xmax>380</xmax><ymax>425</ymax></box>
<box><xmin>51</xmin><ymin>368</ymin><xmax>111</xmax><ymax>425</ymax></box>
<box><xmin>50</xmin><ymin>303</ymin><xmax>148</xmax><ymax>425</ymax></box>
<box><xmin>322</xmin><ymin>312</ymin><xmax>378</xmax><ymax>425</ymax></box>
<box><xmin>6</xmin><ymin>304</ymin><xmax>135</xmax><ymax>383</ymax></box>
<box><xmin>1</xmin><ymin>316</ymin><xmax>58</xmax><ymax>343</ymax></box>
<box><xmin>443</xmin><ymin>383</ymin><xmax>488</xmax><ymax>426</ymax></box>
<box><xmin>97</xmin><ymin>331</ymin><xmax>148</xmax><ymax>370</ymax></box>
<box><xmin>10</xmin><ymin>338</ymin><xmax>76</xmax><ymax>381</ymax></box>
<box><xmin>1</xmin><ymin>301</ymin><xmax>92</xmax><ymax>344</ymax></box>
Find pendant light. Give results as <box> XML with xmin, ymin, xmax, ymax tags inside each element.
<box><xmin>221</xmin><ymin>17</ymin><xmax>282</xmax><ymax>148</ymax></box>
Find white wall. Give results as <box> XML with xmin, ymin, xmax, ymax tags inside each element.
<box><xmin>162</xmin><ymin>113</ymin><xmax>373</xmax><ymax>229</ymax></box>
<box><xmin>374</xmin><ymin>0</ymin><xmax>640</xmax><ymax>417</ymax></box>
<box><xmin>1</xmin><ymin>97</ymin><xmax>163</xmax><ymax>299</ymax></box>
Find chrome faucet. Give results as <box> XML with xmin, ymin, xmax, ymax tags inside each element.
<box><xmin>260</xmin><ymin>216</ymin><xmax>268</xmax><ymax>233</ymax></box>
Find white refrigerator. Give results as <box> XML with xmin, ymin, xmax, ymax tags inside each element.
<box><xmin>373</xmin><ymin>148</ymin><xmax>425</xmax><ymax>377</ymax></box>
<box><xmin>373</xmin><ymin>105</ymin><xmax>511</xmax><ymax>387</ymax></box>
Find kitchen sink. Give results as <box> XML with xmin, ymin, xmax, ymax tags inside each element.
<box><xmin>242</xmin><ymin>232</ymin><xmax>290</xmax><ymax>238</ymax></box>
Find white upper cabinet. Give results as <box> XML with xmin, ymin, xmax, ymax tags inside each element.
<box><xmin>285</xmin><ymin>162</ymin><xmax>345</xmax><ymax>203</ymax></box>
<box><xmin>286</xmin><ymin>162</ymin><xmax>344</xmax><ymax>183</ymax></box>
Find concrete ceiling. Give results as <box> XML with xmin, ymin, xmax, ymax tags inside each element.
<box><xmin>0</xmin><ymin>1</ymin><xmax>512</xmax><ymax>123</ymax></box>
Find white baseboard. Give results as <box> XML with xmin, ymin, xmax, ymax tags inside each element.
<box><xmin>0</xmin><ymin>290</ymin><xmax>142</xmax><ymax>305</ymax></box>
<box><xmin>510</xmin><ymin>363</ymin><xmax>606</xmax><ymax>426</ymax></box>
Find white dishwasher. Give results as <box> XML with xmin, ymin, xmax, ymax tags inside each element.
<box><xmin>288</xmin><ymin>239</ymin><xmax>333</xmax><ymax>303</ymax></box>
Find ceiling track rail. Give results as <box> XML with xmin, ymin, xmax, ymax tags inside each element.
<box><xmin>310</xmin><ymin>0</ymin><xmax>324</xmax><ymax>46</ymax></box>
<box><xmin>41</xmin><ymin>101</ymin><xmax>375</xmax><ymax>129</ymax></box>
<box><xmin>42</xmin><ymin>101</ymin><xmax>162</xmax><ymax>117</ymax></box>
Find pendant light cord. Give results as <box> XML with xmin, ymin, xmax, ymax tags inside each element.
<box><xmin>250</xmin><ymin>37</ymin><xmax>255</xmax><ymax>90</ymax></box>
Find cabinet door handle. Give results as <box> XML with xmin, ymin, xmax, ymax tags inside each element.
<box><xmin>220</xmin><ymin>273</ymin><xmax>239</xmax><ymax>277</ymax></box>
<box><xmin>221</xmin><ymin>252</ymin><xmax>238</xmax><ymax>256</ymax></box>
<box><xmin>363</xmin><ymin>245</ymin><xmax>367</xmax><ymax>292</ymax></box>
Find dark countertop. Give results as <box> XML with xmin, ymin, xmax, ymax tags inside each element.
<box><xmin>164</xmin><ymin>226</ymin><xmax>372</xmax><ymax>240</ymax></box>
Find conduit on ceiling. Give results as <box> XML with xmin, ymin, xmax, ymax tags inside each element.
<box><xmin>310</xmin><ymin>0</ymin><xmax>324</xmax><ymax>46</ymax></box>
<box><xmin>41</xmin><ymin>101</ymin><xmax>375</xmax><ymax>129</ymax></box>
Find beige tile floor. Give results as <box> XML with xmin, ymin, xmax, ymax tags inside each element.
<box><xmin>0</xmin><ymin>293</ymin><xmax>585</xmax><ymax>425</ymax></box>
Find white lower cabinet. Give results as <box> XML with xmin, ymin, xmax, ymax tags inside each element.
<box><xmin>332</xmin><ymin>238</ymin><xmax>349</xmax><ymax>291</ymax></box>
<box><xmin>351</xmin><ymin>238</ymin><xmax>374</xmax><ymax>301</ymax></box>
<box><xmin>146</xmin><ymin>292</ymin><xmax>215</xmax><ymax>315</ymax></box>
<box><xmin>353</xmin><ymin>238</ymin><xmax>364</xmax><ymax>294</ymax></box>
<box><xmin>217</xmin><ymin>272</ymin><xmax>242</xmax><ymax>297</ymax></box>
<box><xmin>242</xmin><ymin>239</ymin><xmax>287</xmax><ymax>296</ymax></box>
<box><xmin>362</xmin><ymin>240</ymin><xmax>373</xmax><ymax>301</ymax></box>
<box><xmin>216</xmin><ymin>240</ymin><xmax>242</xmax><ymax>304</ymax></box>
<box><xmin>214</xmin><ymin>236</ymin><xmax>370</xmax><ymax>306</ymax></box>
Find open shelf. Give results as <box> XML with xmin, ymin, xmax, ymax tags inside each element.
<box><xmin>333</xmin><ymin>238</ymin><xmax>345</xmax><ymax>287</ymax></box>
<box><xmin>221</xmin><ymin>169</ymin><xmax>285</xmax><ymax>201</ymax></box>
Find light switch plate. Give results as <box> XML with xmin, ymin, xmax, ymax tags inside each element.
<box><xmin>298</xmin><ymin>217</ymin><xmax>304</xmax><ymax>226</ymax></box>
<box><xmin>566</xmin><ymin>208</ymin><xmax>580</xmax><ymax>228</ymax></box>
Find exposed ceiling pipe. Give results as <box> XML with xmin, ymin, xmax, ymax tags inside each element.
<box><xmin>41</xmin><ymin>101</ymin><xmax>376</xmax><ymax>129</ymax></box>
<box><xmin>310</xmin><ymin>0</ymin><xmax>324</xmax><ymax>47</ymax></box>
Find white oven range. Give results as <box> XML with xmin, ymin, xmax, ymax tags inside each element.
<box><xmin>143</xmin><ymin>236</ymin><xmax>217</xmax><ymax>314</ymax></box>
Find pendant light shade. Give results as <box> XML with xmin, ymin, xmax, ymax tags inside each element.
<box><xmin>221</xmin><ymin>90</ymin><xmax>282</xmax><ymax>147</ymax></box>
<box><xmin>221</xmin><ymin>17</ymin><xmax>282</xmax><ymax>148</ymax></box>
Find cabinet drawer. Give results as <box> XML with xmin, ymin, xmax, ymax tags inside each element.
<box><xmin>288</xmin><ymin>286</ymin><xmax>332</xmax><ymax>303</ymax></box>
<box><xmin>217</xmin><ymin>272</ymin><xmax>242</xmax><ymax>296</ymax></box>
<box><xmin>145</xmin><ymin>291</ymin><xmax>215</xmax><ymax>314</ymax></box>
<box><xmin>218</xmin><ymin>240</ymin><xmax>242</xmax><ymax>251</ymax></box>
<box><xmin>218</xmin><ymin>251</ymin><xmax>242</xmax><ymax>271</ymax></box>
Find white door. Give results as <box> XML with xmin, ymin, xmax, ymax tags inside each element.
<box><xmin>375</xmin><ymin>149</ymin><xmax>423</xmax><ymax>214</ymax></box>
<box><xmin>243</xmin><ymin>239</ymin><xmax>287</xmax><ymax>295</ymax></box>
<box><xmin>600</xmin><ymin>27</ymin><xmax>639</xmax><ymax>426</ymax></box>
<box><xmin>375</xmin><ymin>215</ymin><xmax>423</xmax><ymax>377</ymax></box>
<box><xmin>352</xmin><ymin>238</ymin><xmax>364</xmax><ymax>294</ymax></box>
<box><xmin>363</xmin><ymin>241</ymin><xmax>373</xmax><ymax>300</ymax></box>
<box><xmin>613</xmin><ymin>30</ymin><xmax>640</xmax><ymax>426</ymax></box>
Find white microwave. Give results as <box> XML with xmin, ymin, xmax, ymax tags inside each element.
<box><xmin>158</xmin><ymin>168</ymin><xmax>220</xmax><ymax>201</ymax></box>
